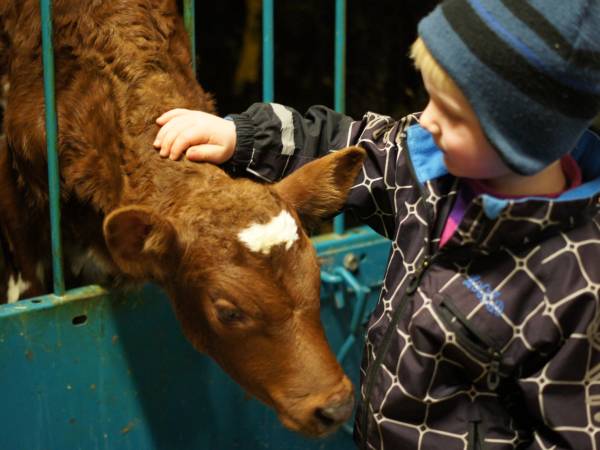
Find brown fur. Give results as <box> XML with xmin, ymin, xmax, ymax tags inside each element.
<box><xmin>0</xmin><ymin>0</ymin><xmax>365</xmax><ymax>436</ymax></box>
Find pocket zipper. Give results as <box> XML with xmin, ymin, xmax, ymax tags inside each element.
<box><xmin>436</xmin><ymin>299</ymin><xmax>504</xmax><ymax>391</ymax></box>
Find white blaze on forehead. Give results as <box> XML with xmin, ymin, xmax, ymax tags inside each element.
<box><xmin>237</xmin><ymin>210</ymin><xmax>299</xmax><ymax>255</ymax></box>
<box><xmin>7</xmin><ymin>273</ymin><xmax>31</xmax><ymax>304</ymax></box>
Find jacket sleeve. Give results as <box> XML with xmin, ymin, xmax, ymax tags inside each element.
<box><xmin>226</xmin><ymin>103</ymin><xmax>420</xmax><ymax>239</ymax></box>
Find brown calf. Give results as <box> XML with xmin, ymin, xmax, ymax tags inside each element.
<box><xmin>0</xmin><ymin>0</ymin><xmax>365</xmax><ymax>436</ymax></box>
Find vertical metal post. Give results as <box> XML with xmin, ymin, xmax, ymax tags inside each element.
<box><xmin>40</xmin><ymin>0</ymin><xmax>65</xmax><ymax>296</ymax></box>
<box><xmin>183</xmin><ymin>0</ymin><xmax>197</xmax><ymax>75</ymax></box>
<box><xmin>333</xmin><ymin>0</ymin><xmax>347</xmax><ymax>235</ymax></box>
<box><xmin>262</xmin><ymin>0</ymin><xmax>274</xmax><ymax>102</ymax></box>
<box><xmin>334</xmin><ymin>0</ymin><xmax>346</xmax><ymax>115</ymax></box>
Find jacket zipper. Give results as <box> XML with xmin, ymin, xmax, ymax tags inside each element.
<box><xmin>403</xmin><ymin>117</ymin><xmax>501</xmax><ymax>391</ymax></box>
<box><xmin>359</xmin><ymin>254</ymin><xmax>434</xmax><ymax>449</ymax></box>
<box><xmin>468</xmin><ymin>420</ymin><xmax>484</xmax><ymax>450</ymax></box>
<box><xmin>359</xmin><ymin>121</ymin><xmax>438</xmax><ymax>449</ymax></box>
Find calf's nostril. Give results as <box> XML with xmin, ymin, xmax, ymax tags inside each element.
<box><xmin>314</xmin><ymin>408</ymin><xmax>337</xmax><ymax>428</ymax></box>
<box><xmin>314</xmin><ymin>396</ymin><xmax>355</xmax><ymax>426</ymax></box>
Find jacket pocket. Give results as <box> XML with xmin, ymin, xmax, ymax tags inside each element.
<box><xmin>434</xmin><ymin>294</ymin><xmax>506</xmax><ymax>391</ymax></box>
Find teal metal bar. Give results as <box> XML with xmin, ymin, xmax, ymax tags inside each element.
<box><xmin>333</xmin><ymin>0</ymin><xmax>347</xmax><ymax>235</ymax></box>
<box><xmin>262</xmin><ymin>0</ymin><xmax>274</xmax><ymax>102</ymax></box>
<box><xmin>183</xmin><ymin>0</ymin><xmax>197</xmax><ymax>74</ymax></box>
<box><xmin>334</xmin><ymin>0</ymin><xmax>346</xmax><ymax>114</ymax></box>
<box><xmin>333</xmin><ymin>208</ymin><xmax>346</xmax><ymax>235</ymax></box>
<box><xmin>40</xmin><ymin>0</ymin><xmax>65</xmax><ymax>296</ymax></box>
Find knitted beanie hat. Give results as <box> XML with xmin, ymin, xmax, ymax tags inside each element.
<box><xmin>418</xmin><ymin>0</ymin><xmax>600</xmax><ymax>175</ymax></box>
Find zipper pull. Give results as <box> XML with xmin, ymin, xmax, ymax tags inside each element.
<box><xmin>486</xmin><ymin>353</ymin><xmax>502</xmax><ymax>391</ymax></box>
<box><xmin>405</xmin><ymin>257</ymin><xmax>430</xmax><ymax>295</ymax></box>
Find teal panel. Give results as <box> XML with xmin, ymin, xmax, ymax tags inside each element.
<box><xmin>0</xmin><ymin>232</ymin><xmax>391</xmax><ymax>450</ymax></box>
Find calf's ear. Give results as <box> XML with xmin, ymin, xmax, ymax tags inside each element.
<box><xmin>103</xmin><ymin>205</ymin><xmax>179</xmax><ymax>281</ymax></box>
<box><xmin>273</xmin><ymin>146</ymin><xmax>365</xmax><ymax>229</ymax></box>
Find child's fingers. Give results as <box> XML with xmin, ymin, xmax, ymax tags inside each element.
<box><xmin>156</xmin><ymin>115</ymin><xmax>194</xmax><ymax>156</ymax></box>
<box><xmin>169</xmin><ymin>131</ymin><xmax>195</xmax><ymax>160</ymax></box>
<box><xmin>186</xmin><ymin>144</ymin><xmax>230</xmax><ymax>164</ymax></box>
<box><xmin>157</xmin><ymin>121</ymin><xmax>185</xmax><ymax>157</ymax></box>
<box><xmin>155</xmin><ymin>108</ymin><xmax>190</xmax><ymax>125</ymax></box>
<box><xmin>155</xmin><ymin>113</ymin><xmax>200</xmax><ymax>149</ymax></box>
<box><xmin>154</xmin><ymin>119</ymin><xmax>174</xmax><ymax>148</ymax></box>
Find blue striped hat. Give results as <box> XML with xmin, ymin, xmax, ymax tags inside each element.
<box><xmin>418</xmin><ymin>0</ymin><xmax>600</xmax><ymax>175</ymax></box>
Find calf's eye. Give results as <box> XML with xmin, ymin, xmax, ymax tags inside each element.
<box><xmin>214</xmin><ymin>299</ymin><xmax>245</xmax><ymax>324</ymax></box>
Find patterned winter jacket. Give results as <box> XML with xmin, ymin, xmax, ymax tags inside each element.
<box><xmin>227</xmin><ymin>104</ymin><xmax>600</xmax><ymax>450</ymax></box>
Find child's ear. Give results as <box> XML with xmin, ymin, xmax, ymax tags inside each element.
<box><xmin>103</xmin><ymin>205</ymin><xmax>180</xmax><ymax>281</ymax></box>
<box><xmin>273</xmin><ymin>146</ymin><xmax>366</xmax><ymax>230</ymax></box>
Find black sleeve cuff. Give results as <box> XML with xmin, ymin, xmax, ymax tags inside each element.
<box><xmin>221</xmin><ymin>113</ymin><xmax>255</xmax><ymax>176</ymax></box>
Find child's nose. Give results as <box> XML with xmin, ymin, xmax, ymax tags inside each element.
<box><xmin>419</xmin><ymin>103</ymin><xmax>440</xmax><ymax>136</ymax></box>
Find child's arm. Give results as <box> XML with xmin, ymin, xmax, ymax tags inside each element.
<box><xmin>153</xmin><ymin>104</ymin><xmax>353</xmax><ymax>179</ymax></box>
<box><xmin>223</xmin><ymin>103</ymin><xmax>355</xmax><ymax>180</ymax></box>
<box><xmin>154</xmin><ymin>103</ymin><xmax>421</xmax><ymax>239</ymax></box>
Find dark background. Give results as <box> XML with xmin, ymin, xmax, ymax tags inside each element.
<box><xmin>194</xmin><ymin>0</ymin><xmax>438</xmax><ymax>119</ymax></box>
<box><xmin>3</xmin><ymin>1</ymin><xmax>597</xmax><ymax>137</ymax></box>
<box><xmin>192</xmin><ymin>0</ymin><xmax>600</xmax><ymax>132</ymax></box>
<box><xmin>1</xmin><ymin>1</ymin><xmax>438</xmax><ymax>137</ymax></box>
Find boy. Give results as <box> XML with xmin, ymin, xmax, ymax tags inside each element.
<box><xmin>154</xmin><ymin>0</ymin><xmax>600</xmax><ymax>448</ymax></box>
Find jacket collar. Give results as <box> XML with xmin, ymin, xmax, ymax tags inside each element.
<box><xmin>405</xmin><ymin>121</ymin><xmax>600</xmax><ymax>252</ymax></box>
<box><xmin>406</xmin><ymin>122</ymin><xmax>600</xmax><ymax>216</ymax></box>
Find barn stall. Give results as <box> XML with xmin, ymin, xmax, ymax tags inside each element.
<box><xmin>0</xmin><ymin>0</ymin><xmax>429</xmax><ymax>448</ymax></box>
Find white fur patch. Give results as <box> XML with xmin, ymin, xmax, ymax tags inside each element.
<box><xmin>238</xmin><ymin>210</ymin><xmax>299</xmax><ymax>255</ymax></box>
<box><xmin>7</xmin><ymin>273</ymin><xmax>31</xmax><ymax>304</ymax></box>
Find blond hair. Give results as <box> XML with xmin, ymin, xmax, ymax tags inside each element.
<box><xmin>410</xmin><ymin>37</ymin><xmax>461</xmax><ymax>97</ymax></box>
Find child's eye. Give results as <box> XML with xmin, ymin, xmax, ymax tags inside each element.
<box><xmin>447</xmin><ymin>115</ymin><xmax>460</xmax><ymax>125</ymax></box>
<box><xmin>442</xmin><ymin>106</ymin><xmax>461</xmax><ymax>123</ymax></box>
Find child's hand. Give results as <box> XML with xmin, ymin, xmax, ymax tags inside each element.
<box><xmin>153</xmin><ymin>109</ymin><xmax>236</xmax><ymax>163</ymax></box>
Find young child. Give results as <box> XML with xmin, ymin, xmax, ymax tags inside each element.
<box><xmin>154</xmin><ymin>0</ymin><xmax>600</xmax><ymax>448</ymax></box>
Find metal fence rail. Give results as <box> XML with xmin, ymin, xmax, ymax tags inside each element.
<box><xmin>40</xmin><ymin>0</ymin><xmax>65</xmax><ymax>297</ymax></box>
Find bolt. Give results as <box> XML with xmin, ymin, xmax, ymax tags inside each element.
<box><xmin>343</xmin><ymin>253</ymin><xmax>360</xmax><ymax>272</ymax></box>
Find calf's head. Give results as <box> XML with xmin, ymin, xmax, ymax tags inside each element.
<box><xmin>103</xmin><ymin>147</ymin><xmax>366</xmax><ymax>436</ymax></box>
